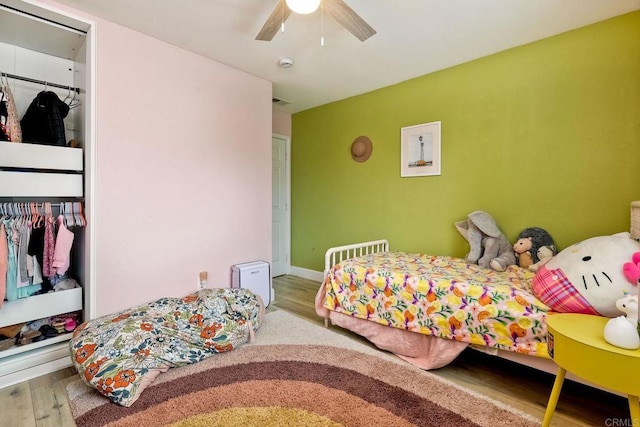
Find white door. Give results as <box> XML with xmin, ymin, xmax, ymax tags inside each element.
<box><xmin>272</xmin><ymin>135</ymin><xmax>289</xmax><ymax>277</ymax></box>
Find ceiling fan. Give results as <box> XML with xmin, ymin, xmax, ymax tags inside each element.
<box><xmin>256</xmin><ymin>0</ymin><xmax>376</xmax><ymax>42</ymax></box>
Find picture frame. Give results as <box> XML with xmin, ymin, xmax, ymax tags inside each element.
<box><xmin>400</xmin><ymin>121</ymin><xmax>441</xmax><ymax>177</ymax></box>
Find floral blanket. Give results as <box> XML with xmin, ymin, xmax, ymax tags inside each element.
<box><xmin>69</xmin><ymin>288</ymin><xmax>264</xmax><ymax>407</ymax></box>
<box><xmin>324</xmin><ymin>252</ymin><xmax>551</xmax><ymax>357</ymax></box>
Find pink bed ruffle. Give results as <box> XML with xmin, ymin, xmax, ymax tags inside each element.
<box><xmin>315</xmin><ymin>280</ymin><xmax>468</xmax><ymax>369</ymax></box>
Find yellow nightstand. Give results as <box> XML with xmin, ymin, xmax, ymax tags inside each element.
<box><xmin>542</xmin><ymin>313</ymin><xmax>640</xmax><ymax>426</ymax></box>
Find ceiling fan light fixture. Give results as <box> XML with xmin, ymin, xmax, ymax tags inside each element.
<box><xmin>285</xmin><ymin>0</ymin><xmax>320</xmax><ymax>14</ymax></box>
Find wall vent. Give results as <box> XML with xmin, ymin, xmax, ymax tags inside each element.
<box><xmin>272</xmin><ymin>97</ymin><xmax>290</xmax><ymax>106</ymax></box>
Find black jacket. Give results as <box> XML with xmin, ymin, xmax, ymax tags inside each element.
<box><xmin>20</xmin><ymin>91</ymin><xmax>69</xmax><ymax>146</ymax></box>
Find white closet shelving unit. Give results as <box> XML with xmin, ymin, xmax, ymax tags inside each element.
<box><xmin>0</xmin><ymin>0</ymin><xmax>94</xmax><ymax>388</ymax></box>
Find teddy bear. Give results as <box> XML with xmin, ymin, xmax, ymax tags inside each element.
<box><xmin>513</xmin><ymin>227</ymin><xmax>556</xmax><ymax>270</ymax></box>
<box><xmin>455</xmin><ymin>211</ymin><xmax>516</xmax><ymax>271</ymax></box>
<box><xmin>513</xmin><ymin>238</ymin><xmax>534</xmax><ymax>269</ymax></box>
<box><xmin>532</xmin><ymin>232</ymin><xmax>640</xmax><ymax>317</ymax></box>
<box><xmin>528</xmin><ymin>245</ymin><xmax>555</xmax><ymax>272</ymax></box>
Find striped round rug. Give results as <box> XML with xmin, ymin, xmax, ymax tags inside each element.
<box><xmin>67</xmin><ymin>311</ymin><xmax>540</xmax><ymax>427</ymax></box>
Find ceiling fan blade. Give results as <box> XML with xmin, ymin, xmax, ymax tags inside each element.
<box><xmin>256</xmin><ymin>0</ymin><xmax>292</xmax><ymax>41</ymax></box>
<box><xmin>324</xmin><ymin>0</ymin><xmax>376</xmax><ymax>42</ymax></box>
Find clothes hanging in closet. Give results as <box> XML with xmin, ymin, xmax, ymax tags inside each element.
<box><xmin>20</xmin><ymin>91</ymin><xmax>69</xmax><ymax>146</ymax></box>
<box><xmin>3</xmin><ymin>218</ymin><xmax>41</xmax><ymax>302</ymax></box>
<box><xmin>1</xmin><ymin>207</ymin><xmax>84</xmax><ymax>307</ymax></box>
<box><xmin>27</xmin><ymin>225</ymin><xmax>50</xmax><ymax>293</ymax></box>
<box><xmin>0</xmin><ymin>75</ymin><xmax>22</xmax><ymax>143</ymax></box>
<box><xmin>0</xmin><ymin>222</ymin><xmax>7</xmax><ymax>306</ymax></box>
<box><xmin>0</xmin><ymin>100</ymin><xmax>9</xmax><ymax>141</ymax></box>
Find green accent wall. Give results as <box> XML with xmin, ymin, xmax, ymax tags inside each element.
<box><xmin>291</xmin><ymin>12</ymin><xmax>640</xmax><ymax>272</ymax></box>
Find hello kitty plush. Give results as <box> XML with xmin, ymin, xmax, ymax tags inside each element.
<box><xmin>532</xmin><ymin>233</ymin><xmax>640</xmax><ymax>317</ymax></box>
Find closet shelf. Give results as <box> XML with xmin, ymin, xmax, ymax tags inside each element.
<box><xmin>0</xmin><ymin>333</ymin><xmax>73</xmax><ymax>358</ymax></box>
<box><xmin>0</xmin><ymin>287</ymin><xmax>83</xmax><ymax>329</ymax></box>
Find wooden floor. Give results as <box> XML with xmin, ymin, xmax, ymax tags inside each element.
<box><xmin>1</xmin><ymin>274</ymin><xmax>631</xmax><ymax>426</ymax></box>
<box><xmin>272</xmin><ymin>275</ymin><xmax>631</xmax><ymax>427</ymax></box>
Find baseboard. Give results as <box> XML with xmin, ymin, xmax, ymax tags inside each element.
<box><xmin>289</xmin><ymin>266</ymin><xmax>324</xmax><ymax>282</ymax></box>
<box><xmin>0</xmin><ymin>342</ymin><xmax>72</xmax><ymax>389</ymax></box>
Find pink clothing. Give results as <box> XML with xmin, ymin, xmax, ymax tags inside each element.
<box><xmin>1</xmin><ymin>80</ymin><xmax>22</xmax><ymax>142</ymax></box>
<box><xmin>42</xmin><ymin>217</ymin><xmax>55</xmax><ymax>277</ymax></box>
<box><xmin>52</xmin><ymin>216</ymin><xmax>74</xmax><ymax>275</ymax></box>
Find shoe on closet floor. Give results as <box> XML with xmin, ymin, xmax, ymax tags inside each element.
<box><xmin>0</xmin><ymin>335</ymin><xmax>16</xmax><ymax>351</ymax></box>
<box><xmin>39</xmin><ymin>325</ymin><xmax>59</xmax><ymax>338</ymax></box>
<box><xmin>17</xmin><ymin>330</ymin><xmax>42</xmax><ymax>345</ymax></box>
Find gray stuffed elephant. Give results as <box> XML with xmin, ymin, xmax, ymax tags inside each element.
<box><xmin>455</xmin><ymin>211</ymin><xmax>516</xmax><ymax>271</ymax></box>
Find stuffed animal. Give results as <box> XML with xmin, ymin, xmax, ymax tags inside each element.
<box><xmin>603</xmin><ymin>294</ymin><xmax>639</xmax><ymax>349</ymax></box>
<box><xmin>455</xmin><ymin>211</ymin><xmax>516</xmax><ymax>272</ymax></box>
<box><xmin>532</xmin><ymin>233</ymin><xmax>640</xmax><ymax>317</ymax></box>
<box><xmin>513</xmin><ymin>238</ymin><xmax>534</xmax><ymax>269</ymax></box>
<box><xmin>513</xmin><ymin>227</ymin><xmax>556</xmax><ymax>269</ymax></box>
<box><xmin>616</xmin><ymin>293</ymin><xmax>639</xmax><ymax>325</ymax></box>
<box><xmin>529</xmin><ymin>246</ymin><xmax>555</xmax><ymax>272</ymax></box>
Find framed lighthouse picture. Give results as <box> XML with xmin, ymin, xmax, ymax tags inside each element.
<box><xmin>400</xmin><ymin>121</ymin><xmax>441</xmax><ymax>177</ymax></box>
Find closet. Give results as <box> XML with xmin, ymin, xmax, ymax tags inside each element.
<box><xmin>0</xmin><ymin>0</ymin><xmax>94</xmax><ymax>388</ymax></box>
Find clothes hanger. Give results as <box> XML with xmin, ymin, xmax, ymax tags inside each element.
<box><xmin>61</xmin><ymin>201</ymin><xmax>73</xmax><ymax>227</ymax></box>
<box><xmin>59</xmin><ymin>202</ymin><xmax>66</xmax><ymax>227</ymax></box>
<box><xmin>45</xmin><ymin>202</ymin><xmax>53</xmax><ymax>225</ymax></box>
<box><xmin>68</xmin><ymin>88</ymin><xmax>81</xmax><ymax>109</ymax></box>
<box><xmin>10</xmin><ymin>203</ymin><xmax>20</xmax><ymax>229</ymax></box>
<box><xmin>72</xmin><ymin>202</ymin><xmax>79</xmax><ymax>226</ymax></box>
<box><xmin>66</xmin><ymin>201</ymin><xmax>75</xmax><ymax>227</ymax></box>
<box><xmin>75</xmin><ymin>202</ymin><xmax>86</xmax><ymax>227</ymax></box>
<box><xmin>29</xmin><ymin>202</ymin><xmax>35</xmax><ymax>223</ymax></box>
<box><xmin>35</xmin><ymin>202</ymin><xmax>43</xmax><ymax>226</ymax></box>
<box><xmin>18</xmin><ymin>203</ymin><xmax>26</xmax><ymax>227</ymax></box>
<box><xmin>63</xmin><ymin>86</ymin><xmax>72</xmax><ymax>104</ymax></box>
<box><xmin>35</xmin><ymin>202</ymin><xmax>44</xmax><ymax>228</ymax></box>
<box><xmin>72</xmin><ymin>202</ymin><xmax>82</xmax><ymax>227</ymax></box>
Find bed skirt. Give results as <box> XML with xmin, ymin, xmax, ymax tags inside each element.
<box><xmin>315</xmin><ymin>281</ymin><xmax>468</xmax><ymax>369</ymax></box>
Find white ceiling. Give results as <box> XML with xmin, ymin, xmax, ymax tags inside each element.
<box><xmin>51</xmin><ymin>0</ymin><xmax>640</xmax><ymax>113</ymax></box>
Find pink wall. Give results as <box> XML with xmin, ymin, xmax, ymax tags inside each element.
<box><xmin>272</xmin><ymin>110</ymin><xmax>291</xmax><ymax>136</ymax></box>
<box><xmin>46</xmin><ymin>1</ymin><xmax>273</xmax><ymax>316</ymax></box>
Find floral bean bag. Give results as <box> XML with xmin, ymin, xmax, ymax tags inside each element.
<box><xmin>69</xmin><ymin>288</ymin><xmax>264</xmax><ymax>407</ymax></box>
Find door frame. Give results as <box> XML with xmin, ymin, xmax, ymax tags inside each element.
<box><xmin>273</xmin><ymin>133</ymin><xmax>291</xmax><ymax>276</ymax></box>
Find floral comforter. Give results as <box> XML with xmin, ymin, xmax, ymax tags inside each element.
<box><xmin>324</xmin><ymin>252</ymin><xmax>551</xmax><ymax>357</ymax></box>
<box><xmin>69</xmin><ymin>288</ymin><xmax>264</xmax><ymax>407</ymax></box>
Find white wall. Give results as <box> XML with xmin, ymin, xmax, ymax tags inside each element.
<box><xmin>44</xmin><ymin>1</ymin><xmax>273</xmax><ymax>316</ymax></box>
<box><xmin>272</xmin><ymin>110</ymin><xmax>291</xmax><ymax>136</ymax></box>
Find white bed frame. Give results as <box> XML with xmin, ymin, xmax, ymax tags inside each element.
<box><xmin>324</xmin><ymin>239</ymin><xmax>389</xmax><ymax>276</ymax></box>
<box><xmin>322</xmin><ymin>239</ymin><xmax>615</xmax><ymax>393</ymax></box>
